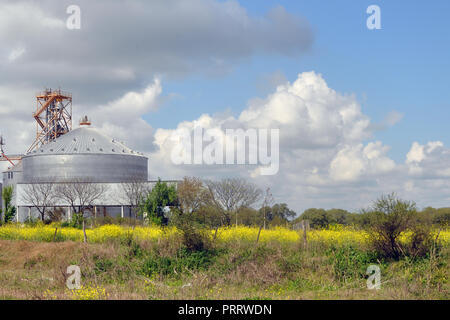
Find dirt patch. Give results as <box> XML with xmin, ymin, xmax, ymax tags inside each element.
<box><xmin>0</xmin><ymin>239</ymin><xmax>121</xmax><ymax>282</ymax></box>
<box><xmin>0</xmin><ymin>240</ymin><xmax>84</xmax><ymax>270</ymax></box>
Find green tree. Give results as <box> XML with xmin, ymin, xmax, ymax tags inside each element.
<box><xmin>258</xmin><ymin>203</ymin><xmax>296</xmax><ymax>227</ymax></box>
<box><xmin>141</xmin><ymin>178</ymin><xmax>177</xmax><ymax>226</ymax></box>
<box><xmin>2</xmin><ymin>185</ymin><xmax>16</xmax><ymax>223</ymax></box>
<box><xmin>196</xmin><ymin>205</ymin><xmax>223</xmax><ymax>229</ymax></box>
<box><xmin>364</xmin><ymin>193</ymin><xmax>417</xmax><ymax>260</ymax></box>
<box><xmin>345</xmin><ymin>211</ymin><xmax>376</xmax><ymax>228</ymax></box>
<box><xmin>297</xmin><ymin>208</ymin><xmax>330</xmax><ymax>229</ymax></box>
<box><xmin>170</xmin><ymin>177</ymin><xmax>211</xmax><ymax>251</ymax></box>
<box><xmin>271</xmin><ymin>203</ymin><xmax>296</xmax><ymax>222</ymax></box>
<box><xmin>327</xmin><ymin>209</ymin><xmax>351</xmax><ymax>225</ymax></box>
<box><xmin>176</xmin><ymin>177</ymin><xmax>205</xmax><ymax>216</ymax></box>
<box><xmin>237</xmin><ymin>207</ymin><xmax>261</xmax><ymax>226</ymax></box>
<box><xmin>433</xmin><ymin>208</ymin><xmax>450</xmax><ymax>226</ymax></box>
<box><xmin>420</xmin><ymin>207</ymin><xmax>450</xmax><ymax>227</ymax></box>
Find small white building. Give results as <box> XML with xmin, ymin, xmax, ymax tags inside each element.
<box><xmin>1</xmin><ymin>122</ymin><xmax>178</xmax><ymax>222</ymax></box>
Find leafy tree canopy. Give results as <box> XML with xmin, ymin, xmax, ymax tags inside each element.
<box><xmin>141</xmin><ymin>178</ymin><xmax>177</xmax><ymax>226</ymax></box>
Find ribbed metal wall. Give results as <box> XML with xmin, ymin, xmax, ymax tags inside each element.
<box><xmin>22</xmin><ymin>153</ymin><xmax>148</xmax><ymax>183</ymax></box>
<box><xmin>17</xmin><ymin>126</ymin><xmax>149</xmax><ymax>183</ymax></box>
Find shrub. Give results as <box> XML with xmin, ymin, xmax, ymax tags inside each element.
<box><xmin>100</xmin><ymin>216</ymin><xmax>114</xmax><ymax>225</ymax></box>
<box><xmin>140</xmin><ymin>178</ymin><xmax>177</xmax><ymax>226</ymax></box>
<box><xmin>170</xmin><ymin>207</ymin><xmax>211</xmax><ymax>252</ymax></box>
<box><xmin>93</xmin><ymin>256</ymin><xmax>114</xmax><ymax>274</ymax></box>
<box><xmin>1</xmin><ymin>186</ymin><xmax>16</xmax><ymax>223</ymax></box>
<box><xmin>406</xmin><ymin>224</ymin><xmax>439</xmax><ymax>259</ymax></box>
<box><xmin>64</xmin><ymin>213</ymin><xmax>84</xmax><ymax>229</ymax></box>
<box><xmin>433</xmin><ymin>210</ymin><xmax>450</xmax><ymax>227</ymax></box>
<box><xmin>24</xmin><ymin>216</ymin><xmax>40</xmax><ymax>227</ymax></box>
<box><xmin>180</xmin><ymin>224</ymin><xmax>210</xmax><ymax>252</ymax></box>
<box><xmin>328</xmin><ymin>245</ymin><xmax>378</xmax><ymax>282</ymax></box>
<box><xmin>121</xmin><ymin>232</ymin><xmax>144</xmax><ymax>258</ymax></box>
<box><xmin>298</xmin><ymin>208</ymin><xmax>330</xmax><ymax>229</ymax></box>
<box><xmin>46</xmin><ymin>208</ymin><xmax>65</xmax><ymax>223</ymax></box>
<box><xmin>142</xmin><ymin>248</ymin><xmax>217</xmax><ymax>277</ymax></box>
<box><xmin>364</xmin><ymin>193</ymin><xmax>435</xmax><ymax>260</ymax></box>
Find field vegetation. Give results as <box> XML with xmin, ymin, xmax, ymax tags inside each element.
<box><xmin>0</xmin><ymin>177</ymin><xmax>448</xmax><ymax>300</ymax></box>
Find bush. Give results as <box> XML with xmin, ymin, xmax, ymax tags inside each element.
<box><xmin>2</xmin><ymin>186</ymin><xmax>16</xmax><ymax>223</ymax></box>
<box><xmin>406</xmin><ymin>224</ymin><xmax>439</xmax><ymax>259</ymax></box>
<box><xmin>121</xmin><ymin>232</ymin><xmax>144</xmax><ymax>258</ymax></box>
<box><xmin>140</xmin><ymin>179</ymin><xmax>177</xmax><ymax>226</ymax></box>
<box><xmin>170</xmin><ymin>208</ymin><xmax>211</xmax><ymax>252</ymax></box>
<box><xmin>328</xmin><ymin>245</ymin><xmax>379</xmax><ymax>282</ymax></box>
<box><xmin>24</xmin><ymin>216</ymin><xmax>40</xmax><ymax>227</ymax></box>
<box><xmin>142</xmin><ymin>248</ymin><xmax>217</xmax><ymax>277</ymax></box>
<box><xmin>61</xmin><ymin>213</ymin><xmax>84</xmax><ymax>229</ymax></box>
<box><xmin>46</xmin><ymin>208</ymin><xmax>65</xmax><ymax>223</ymax></box>
<box><xmin>93</xmin><ymin>255</ymin><xmax>114</xmax><ymax>274</ymax></box>
<box><xmin>298</xmin><ymin>208</ymin><xmax>331</xmax><ymax>229</ymax></box>
<box><xmin>433</xmin><ymin>210</ymin><xmax>450</xmax><ymax>227</ymax></box>
<box><xmin>180</xmin><ymin>225</ymin><xmax>210</xmax><ymax>252</ymax></box>
<box><xmin>294</xmin><ymin>208</ymin><xmax>353</xmax><ymax>229</ymax></box>
<box><xmin>364</xmin><ymin>193</ymin><xmax>434</xmax><ymax>260</ymax></box>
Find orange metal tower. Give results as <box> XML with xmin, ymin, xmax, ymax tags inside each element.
<box><xmin>0</xmin><ymin>89</ymin><xmax>73</xmax><ymax>167</ymax></box>
<box><xmin>27</xmin><ymin>88</ymin><xmax>72</xmax><ymax>153</ymax></box>
<box><xmin>0</xmin><ymin>135</ymin><xmax>21</xmax><ymax>166</ymax></box>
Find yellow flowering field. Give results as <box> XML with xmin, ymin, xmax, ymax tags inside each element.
<box><xmin>44</xmin><ymin>285</ymin><xmax>109</xmax><ymax>300</ymax></box>
<box><xmin>308</xmin><ymin>226</ymin><xmax>370</xmax><ymax>245</ymax></box>
<box><xmin>0</xmin><ymin>224</ymin><xmax>180</xmax><ymax>243</ymax></box>
<box><xmin>68</xmin><ymin>285</ymin><xmax>109</xmax><ymax>300</ymax></box>
<box><xmin>214</xmin><ymin>226</ymin><xmax>300</xmax><ymax>243</ymax></box>
<box><xmin>308</xmin><ymin>225</ymin><xmax>450</xmax><ymax>246</ymax></box>
<box><xmin>0</xmin><ymin>223</ymin><xmax>448</xmax><ymax>246</ymax></box>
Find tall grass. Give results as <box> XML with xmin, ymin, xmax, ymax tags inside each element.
<box><xmin>0</xmin><ymin>224</ymin><xmax>448</xmax><ymax>299</ymax></box>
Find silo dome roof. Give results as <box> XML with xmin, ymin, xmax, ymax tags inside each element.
<box><xmin>25</xmin><ymin>127</ymin><xmax>146</xmax><ymax>157</ymax></box>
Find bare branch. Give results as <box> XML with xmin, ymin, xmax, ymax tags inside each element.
<box><xmin>119</xmin><ymin>177</ymin><xmax>150</xmax><ymax>219</ymax></box>
<box><xmin>204</xmin><ymin>178</ymin><xmax>262</xmax><ymax>226</ymax></box>
<box><xmin>54</xmin><ymin>178</ymin><xmax>109</xmax><ymax>217</ymax></box>
<box><xmin>21</xmin><ymin>178</ymin><xmax>57</xmax><ymax>221</ymax></box>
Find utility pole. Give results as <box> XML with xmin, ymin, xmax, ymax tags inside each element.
<box><xmin>262</xmin><ymin>187</ymin><xmax>273</xmax><ymax>230</ymax></box>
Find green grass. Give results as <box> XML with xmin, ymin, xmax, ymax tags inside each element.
<box><xmin>0</xmin><ymin>236</ymin><xmax>448</xmax><ymax>300</ymax></box>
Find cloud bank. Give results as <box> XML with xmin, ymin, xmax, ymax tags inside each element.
<box><xmin>142</xmin><ymin>72</ymin><xmax>450</xmax><ymax>212</ymax></box>
<box><xmin>1</xmin><ymin>1</ymin><xmax>448</xmax><ymax>213</ymax></box>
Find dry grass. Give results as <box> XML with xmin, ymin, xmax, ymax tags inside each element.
<box><xmin>0</xmin><ymin>238</ymin><xmax>448</xmax><ymax>300</ymax></box>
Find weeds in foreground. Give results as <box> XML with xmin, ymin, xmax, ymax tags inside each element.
<box><xmin>0</xmin><ymin>223</ymin><xmax>448</xmax><ymax>300</ymax></box>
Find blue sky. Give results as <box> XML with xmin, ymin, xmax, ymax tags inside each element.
<box><xmin>147</xmin><ymin>0</ymin><xmax>450</xmax><ymax>163</ymax></box>
<box><xmin>1</xmin><ymin>0</ymin><xmax>449</xmax><ymax>210</ymax></box>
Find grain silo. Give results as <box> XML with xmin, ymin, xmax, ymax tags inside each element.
<box><xmin>0</xmin><ymin>89</ymin><xmax>176</xmax><ymax>222</ymax></box>
<box><xmin>21</xmin><ymin>122</ymin><xmax>148</xmax><ymax>184</ymax></box>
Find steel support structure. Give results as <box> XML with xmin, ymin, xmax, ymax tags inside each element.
<box><xmin>27</xmin><ymin>88</ymin><xmax>72</xmax><ymax>153</ymax></box>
